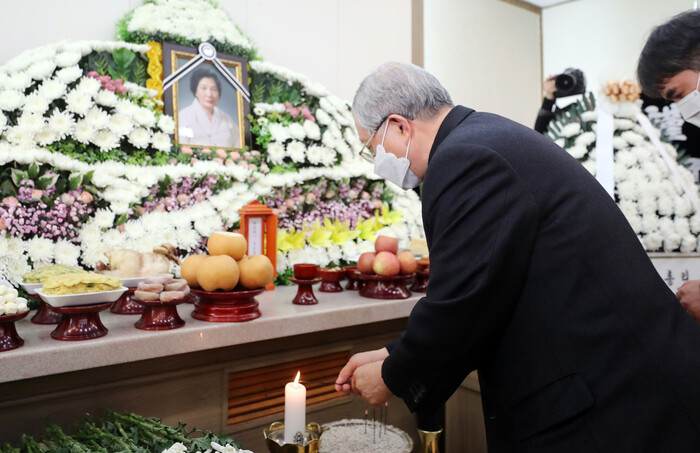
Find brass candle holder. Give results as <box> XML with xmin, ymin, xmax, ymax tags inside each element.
<box><xmin>264</xmin><ymin>422</ymin><xmax>323</xmax><ymax>453</ymax></box>
<box><xmin>418</xmin><ymin>427</ymin><xmax>443</xmax><ymax>453</ymax></box>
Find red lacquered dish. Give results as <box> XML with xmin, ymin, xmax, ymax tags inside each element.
<box><xmin>0</xmin><ymin>310</ymin><xmax>30</xmax><ymax>351</ymax></box>
<box><xmin>49</xmin><ymin>301</ymin><xmax>113</xmax><ymax>341</ymax></box>
<box><xmin>110</xmin><ymin>288</ymin><xmax>145</xmax><ymax>315</ymax></box>
<box><xmin>409</xmin><ymin>269</ymin><xmax>429</xmax><ymax>293</ymax></box>
<box><xmin>355</xmin><ymin>272</ymin><xmax>414</xmax><ymax>299</ymax></box>
<box><xmin>343</xmin><ymin>266</ymin><xmax>363</xmax><ymax>291</ymax></box>
<box><xmin>134</xmin><ymin>295</ymin><xmax>190</xmax><ymax>330</ymax></box>
<box><xmin>289</xmin><ymin>277</ymin><xmax>322</xmax><ymax>305</ymax></box>
<box><xmin>293</xmin><ymin>263</ymin><xmax>318</xmax><ymax>280</ymax></box>
<box><xmin>318</xmin><ymin>268</ymin><xmax>346</xmax><ymax>293</ymax></box>
<box><xmin>190</xmin><ymin>288</ymin><xmax>263</xmax><ymax>322</ymax></box>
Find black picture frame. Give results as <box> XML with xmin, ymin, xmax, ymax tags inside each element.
<box><xmin>163</xmin><ymin>42</ymin><xmax>250</xmax><ymax>150</ymax></box>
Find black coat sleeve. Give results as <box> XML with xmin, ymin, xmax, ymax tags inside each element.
<box><xmin>382</xmin><ymin>144</ymin><xmax>540</xmax><ymax>414</ymax></box>
<box><xmin>534</xmin><ymin>98</ymin><xmax>556</xmax><ymax>134</ymax></box>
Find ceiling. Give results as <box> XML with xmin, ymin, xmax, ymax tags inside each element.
<box><xmin>524</xmin><ymin>0</ymin><xmax>578</xmax><ymax>7</ymax></box>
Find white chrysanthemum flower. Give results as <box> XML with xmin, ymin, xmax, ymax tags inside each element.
<box><xmin>303</xmin><ymin>120</ymin><xmax>321</xmax><ymax>140</ymax></box>
<box><xmin>614</xmin><ymin>119</ymin><xmax>634</xmax><ymax>131</ymax></box>
<box><xmin>35</xmin><ymin>125</ymin><xmax>58</xmax><ymax>145</ymax></box>
<box><xmin>615</xmin><ymin>149</ymin><xmax>636</xmax><ymax>168</ymax></box>
<box><xmin>17</xmin><ymin>112</ymin><xmax>45</xmax><ymax>133</ymax></box>
<box><xmin>560</xmin><ymin>122</ymin><xmax>581</xmax><ymax>138</ymax></box>
<box><xmin>690</xmin><ymin>214</ymin><xmax>700</xmax><ymax>234</ymax></box>
<box><xmin>55</xmin><ymin>50</ymin><xmax>82</xmax><ymax>68</ymax></box>
<box><xmin>0</xmin><ymin>90</ymin><xmax>25</xmax><ymax>111</ymax></box>
<box><xmin>626</xmin><ymin>214</ymin><xmax>642</xmax><ymax>234</ymax></box>
<box><xmin>110</xmin><ymin>201</ymin><xmax>130</xmax><ymax>214</ymax></box>
<box><xmin>612</xmin><ymin>137</ymin><xmax>628</xmax><ymax>150</ymax></box>
<box><xmin>27</xmin><ymin>237</ymin><xmax>54</xmax><ymax>263</ymax></box>
<box><xmin>124</xmin><ymin>219</ymin><xmax>145</xmax><ymax>240</ymax></box>
<box><xmin>54</xmin><ymin>241</ymin><xmax>81</xmax><ymax>267</ymax></box>
<box><xmin>162</xmin><ymin>442</ymin><xmax>188</xmax><ymax>453</ymax></box>
<box><xmin>657</xmin><ymin>196</ymin><xmax>675</xmax><ymax>217</ymax></box>
<box><xmin>287</xmin><ymin>140</ymin><xmax>306</xmax><ymax>163</ymax></box>
<box><xmin>73</xmin><ymin>120</ymin><xmax>96</xmax><ymax>144</ymax></box>
<box><xmin>288</xmin><ymin>122</ymin><xmax>306</xmax><ymax>140</ymax></box>
<box><xmin>582</xmin><ymin>160</ymin><xmax>596</xmax><ymax>175</ymax></box>
<box><xmin>320</xmin><ymin>146</ymin><xmax>337</xmax><ymax>166</ymax></box>
<box><xmin>315</xmin><ymin>109</ymin><xmax>332</xmax><ymax>126</ymax></box>
<box><xmin>663</xmin><ymin>233</ymin><xmax>682</xmax><ymax>252</ymax></box>
<box><xmin>157</xmin><ymin>115</ymin><xmax>175</xmax><ymax>134</ymax></box>
<box><xmin>574</xmin><ymin>131</ymin><xmax>596</xmax><ymax>147</ymax></box>
<box><xmin>92</xmin><ymin>129</ymin><xmax>120</xmax><ymax>151</ymax></box>
<box><xmin>307</xmin><ymin>145</ymin><xmax>323</xmax><ymax>164</ymax></box>
<box><xmin>328</xmin><ymin>123</ymin><xmax>343</xmax><ymax>139</ymax></box>
<box><xmin>637</xmin><ymin>197</ymin><xmax>657</xmax><ymax>217</ymax></box>
<box><xmin>95</xmin><ymin>90</ymin><xmax>118</xmax><ymax>107</ymax></box>
<box><xmin>267</xmin><ymin>142</ymin><xmax>286</xmax><ymax>164</ymax></box>
<box><xmin>681</xmin><ymin>235</ymin><xmax>698</xmax><ymax>253</ymax></box>
<box><xmin>567</xmin><ymin>145</ymin><xmax>587</xmax><ymax>159</ymax></box>
<box><xmin>663</xmin><ymin>142</ymin><xmax>678</xmax><ymax>159</ymax></box>
<box><xmin>76</xmin><ymin>77</ymin><xmax>101</xmax><ymax>96</ymax></box>
<box><xmin>253</xmin><ymin>106</ymin><xmax>265</xmax><ymax>116</ymax></box>
<box><xmin>109</xmin><ymin>114</ymin><xmax>134</xmax><ymax>137</ymax></box>
<box><xmin>65</xmin><ymin>90</ymin><xmax>92</xmax><ymax>115</ymax></box>
<box><xmin>133</xmin><ymin>107</ymin><xmax>156</xmax><ymax>128</ymax></box>
<box><xmin>93</xmin><ymin>209</ymin><xmax>116</xmax><ymax>229</ymax></box>
<box><xmin>22</xmin><ymin>92</ymin><xmax>50</xmax><ymax>115</ymax></box>
<box><xmin>55</xmin><ymin>65</ymin><xmax>83</xmax><ymax>84</ymax></box>
<box><xmin>7</xmin><ymin>257</ymin><xmax>31</xmax><ymax>284</ymax></box>
<box><xmin>675</xmin><ymin>217</ymin><xmax>691</xmax><ymax>236</ymax></box>
<box><xmin>194</xmin><ymin>215</ymin><xmax>223</xmax><ymax>237</ymax></box>
<box><xmin>621</xmin><ymin>130</ymin><xmax>645</xmax><ymax>146</ymax></box>
<box><xmin>618</xmin><ymin>200</ymin><xmax>637</xmax><ymax>218</ymax></box>
<box><xmin>641</xmin><ymin>162</ymin><xmax>662</xmax><ymax>183</ymax></box>
<box><xmin>0</xmin><ymin>111</ymin><xmax>6</xmax><ymax>133</ymax></box>
<box><xmin>85</xmin><ymin>107</ymin><xmax>110</xmax><ymax>129</ymax></box>
<box><xmin>675</xmin><ymin>198</ymin><xmax>693</xmax><ymax>218</ymax></box>
<box><xmin>6</xmin><ymin>127</ymin><xmax>34</xmax><ymax>145</ymax></box>
<box><xmin>27</xmin><ymin>60</ymin><xmax>57</xmax><ymax>80</ymax></box>
<box><xmin>151</xmin><ymin>132</ymin><xmax>172</xmax><ymax>151</ymax></box>
<box><xmin>6</xmin><ymin>72</ymin><xmax>32</xmax><ymax>91</ymax></box>
<box><xmin>268</xmin><ymin>123</ymin><xmax>291</xmax><ymax>142</ymax></box>
<box><xmin>322</xmin><ymin>130</ymin><xmax>337</xmax><ymax>149</ymax></box>
<box><xmin>39</xmin><ymin>79</ymin><xmax>68</xmax><ymax>102</ymax></box>
<box><xmin>643</xmin><ymin>232</ymin><xmax>663</xmax><ymax>251</ymax></box>
<box><xmin>128</xmin><ymin>127</ymin><xmax>151</xmax><ymax>149</ymax></box>
<box><xmin>176</xmin><ymin>226</ymin><xmax>201</xmax><ymax>251</ymax></box>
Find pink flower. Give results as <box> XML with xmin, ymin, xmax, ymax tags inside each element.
<box><xmin>237</xmin><ymin>161</ymin><xmax>249</xmax><ymax>169</ymax></box>
<box><xmin>348</xmin><ymin>190</ymin><xmax>358</xmax><ymax>199</ymax></box>
<box><xmin>216</xmin><ymin>148</ymin><xmax>227</xmax><ymax>159</ymax></box>
<box><xmin>371</xmin><ymin>198</ymin><xmax>383</xmax><ymax>209</ymax></box>
<box><xmin>224</xmin><ymin>159</ymin><xmax>234</xmax><ymax>166</ymax></box>
<box><xmin>87</xmin><ymin>71</ymin><xmax>98</xmax><ymax>78</ymax></box>
<box><xmin>251</xmin><ymin>150</ymin><xmax>260</xmax><ymax>157</ymax></box>
<box><xmin>169</xmin><ymin>158</ymin><xmax>177</xmax><ymax>164</ymax></box>
<box><xmin>361</xmin><ymin>191</ymin><xmax>370</xmax><ymax>200</ymax></box>
<box><xmin>79</xmin><ymin>191</ymin><xmax>94</xmax><ymax>204</ymax></box>
<box><xmin>243</xmin><ymin>151</ymin><xmax>251</xmax><ymax>159</ymax></box>
<box><xmin>248</xmin><ymin>164</ymin><xmax>258</xmax><ymax>172</ymax></box>
<box><xmin>325</xmin><ymin>190</ymin><xmax>336</xmax><ymax>199</ymax></box>
<box><xmin>194</xmin><ymin>192</ymin><xmax>207</xmax><ymax>202</ymax></box>
<box><xmin>31</xmin><ymin>189</ymin><xmax>43</xmax><ymax>201</ymax></box>
<box><xmin>201</xmin><ymin>148</ymin><xmax>212</xmax><ymax>154</ymax></box>
<box><xmin>190</xmin><ymin>157</ymin><xmax>198</xmax><ymax>164</ymax></box>
<box><xmin>155</xmin><ymin>203</ymin><xmax>166</xmax><ymax>212</ymax></box>
<box><xmin>306</xmin><ymin>193</ymin><xmax>316</xmax><ymax>203</ymax></box>
<box><xmin>2</xmin><ymin>196</ymin><xmax>18</xmax><ymax>206</ymax></box>
<box><xmin>260</xmin><ymin>164</ymin><xmax>270</xmax><ymax>174</ymax></box>
<box><xmin>285</xmin><ymin>199</ymin><xmax>296</xmax><ymax>209</ymax></box>
<box><xmin>117</xmin><ymin>224</ymin><xmax>126</xmax><ymax>232</ymax></box>
<box><xmin>284</xmin><ymin>102</ymin><xmax>292</xmax><ymax>109</ymax></box>
<box><xmin>137</xmin><ymin>206</ymin><xmax>146</xmax><ymax>215</ymax></box>
<box><xmin>301</xmin><ymin>107</ymin><xmax>315</xmax><ymax>122</ymax></box>
<box><xmin>176</xmin><ymin>193</ymin><xmax>190</xmax><ymax>204</ymax></box>
<box><xmin>0</xmin><ymin>218</ymin><xmax>7</xmax><ymax>230</ymax></box>
<box><xmin>181</xmin><ymin>146</ymin><xmax>193</xmax><ymax>155</ymax></box>
<box><xmin>116</xmin><ymin>85</ymin><xmax>127</xmax><ymax>94</ymax></box>
<box><xmin>296</xmin><ymin>195</ymin><xmax>305</xmax><ymax>204</ymax></box>
<box><xmin>290</xmin><ymin>107</ymin><xmax>299</xmax><ymax>117</ymax></box>
<box><xmin>230</xmin><ymin>151</ymin><xmax>241</xmax><ymax>160</ymax></box>
<box><xmin>213</xmin><ymin>157</ymin><xmax>224</xmax><ymax>165</ymax></box>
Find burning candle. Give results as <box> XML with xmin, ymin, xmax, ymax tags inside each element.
<box><xmin>284</xmin><ymin>371</ymin><xmax>306</xmax><ymax>444</ymax></box>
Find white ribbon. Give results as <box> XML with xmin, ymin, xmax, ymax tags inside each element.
<box><xmin>636</xmin><ymin>112</ymin><xmax>700</xmax><ymax>213</ymax></box>
<box><xmin>594</xmin><ymin>108</ymin><xmax>615</xmax><ymax>198</ymax></box>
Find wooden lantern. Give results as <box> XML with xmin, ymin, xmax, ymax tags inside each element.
<box><xmin>238</xmin><ymin>201</ymin><xmax>277</xmax><ymax>290</ymax></box>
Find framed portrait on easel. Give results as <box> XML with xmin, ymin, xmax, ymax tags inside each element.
<box><xmin>163</xmin><ymin>42</ymin><xmax>250</xmax><ymax>150</ymax></box>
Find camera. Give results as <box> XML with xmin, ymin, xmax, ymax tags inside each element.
<box><xmin>554</xmin><ymin>68</ymin><xmax>586</xmax><ymax>98</ymax></box>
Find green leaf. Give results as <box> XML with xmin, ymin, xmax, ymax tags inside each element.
<box><xmin>95</xmin><ymin>54</ymin><xmax>110</xmax><ymax>77</ymax></box>
<box><xmin>68</xmin><ymin>174</ymin><xmax>83</xmax><ymax>191</ymax></box>
<box><xmin>1</xmin><ymin>180</ymin><xmax>16</xmax><ymax>196</ymax></box>
<box><xmin>27</xmin><ymin>162</ymin><xmax>40</xmax><ymax>179</ymax></box>
<box><xmin>115</xmin><ymin>214</ymin><xmax>128</xmax><ymax>226</ymax></box>
<box><xmin>112</xmin><ymin>48</ymin><xmax>136</xmax><ymax>76</ymax></box>
<box><xmin>10</xmin><ymin>169</ymin><xmax>28</xmax><ymax>186</ymax></box>
<box><xmin>36</xmin><ymin>173</ymin><xmax>59</xmax><ymax>190</ymax></box>
<box><xmin>82</xmin><ymin>170</ymin><xmax>94</xmax><ymax>185</ymax></box>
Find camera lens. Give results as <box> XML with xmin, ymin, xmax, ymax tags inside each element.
<box><xmin>555</xmin><ymin>74</ymin><xmax>575</xmax><ymax>90</ymax></box>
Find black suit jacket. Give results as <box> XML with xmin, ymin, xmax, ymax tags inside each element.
<box><xmin>382</xmin><ymin>106</ymin><xmax>700</xmax><ymax>452</ymax></box>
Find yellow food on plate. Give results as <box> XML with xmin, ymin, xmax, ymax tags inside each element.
<box><xmin>23</xmin><ymin>265</ymin><xmax>88</xmax><ymax>283</ymax></box>
<box><xmin>42</xmin><ymin>273</ymin><xmax>122</xmax><ymax>295</ymax></box>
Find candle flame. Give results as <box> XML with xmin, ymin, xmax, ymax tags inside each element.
<box><xmin>294</xmin><ymin>371</ymin><xmax>300</xmax><ymax>385</ymax></box>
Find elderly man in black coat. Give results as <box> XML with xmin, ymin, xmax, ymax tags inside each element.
<box><xmin>335</xmin><ymin>62</ymin><xmax>700</xmax><ymax>452</ymax></box>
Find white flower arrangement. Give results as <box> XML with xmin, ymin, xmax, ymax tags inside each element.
<box><xmin>546</xmin><ymin>92</ymin><xmax>700</xmax><ymax>253</ymax></box>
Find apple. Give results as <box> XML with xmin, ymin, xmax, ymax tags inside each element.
<box><xmin>375</xmin><ymin>235</ymin><xmax>399</xmax><ymax>254</ymax></box>
<box><xmin>358</xmin><ymin>252</ymin><xmax>376</xmax><ymax>274</ymax></box>
<box><xmin>397</xmin><ymin>251</ymin><xmax>417</xmax><ymax>274</ymax></box>
<box><xmin>373</xmin><ymin>251</ymin><xmax>401</xmax><ymax>276</ymax></box>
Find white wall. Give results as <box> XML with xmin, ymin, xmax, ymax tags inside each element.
<box><xmin>543</xmin><ymin>0</ymin><xmax>694</xmax><ymax>94</ymax></box>
<box><xmin>0</xmin><ymin>0</ymin><xmax>413</xmax><ymax>102</ymax></box>
<box><xmin>424</xmin><ymin>0</ymin><xmax>542</xmax><ymax>127</ymax></box>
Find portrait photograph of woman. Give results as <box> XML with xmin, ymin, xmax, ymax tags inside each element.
<box><xmin>163</xmin><ymin>43</ymin><xmax>249</xmax><ymax>150</ymax></box>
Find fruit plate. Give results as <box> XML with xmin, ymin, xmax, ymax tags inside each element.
<box><xmin>117</xmin><ymin>274</ymin><xmax>172</xmax><ymax>288</ymax></box>
<box><xmin>355</xmin><ymin>272</ymin><xmax>414</xmax><ymax>299</ymax></box>
<box><xmin>36</xmin><ymin>287</ymin><xmax>128</xmax><ymax>308</ymax></box>
<box><xmin>18</xmin><ymin>281</ymin><xmax>43</xmax><ymax>295</ymax></box>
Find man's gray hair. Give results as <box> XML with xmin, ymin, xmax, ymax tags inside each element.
<box><xmin>352</xmin><ymin>62</ymin><xmax>453</xmax><ymax>132</ymax></box>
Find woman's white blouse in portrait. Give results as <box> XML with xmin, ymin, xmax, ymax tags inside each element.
<box><xmin>178</xmin><ymin>98</ymin><xmax>240</xmax><ymax>148</ymax></box>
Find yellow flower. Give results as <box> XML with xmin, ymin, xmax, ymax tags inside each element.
<box><xmin>356</xmin><ymin>217</ymin><xmax>379</xmax><ymax>241</ymax></box>
<box><xmin>306</xmin><ymin>220</ymin><xmax>332</xmax><ymax>247</ymax></box>
<box><xmin>324</xmin><ymin>218</ymin><xmax>359</xmax><ymax>245</ymax></box>
<box><xmin>376</xmin><ymin>203</ymin><xmax>403</xmax><ymax>226</ymax></box>
<box><xmin>277</xmin><ymin>228</ymin><xmax>305</xmax><ymax>252</ymax></box>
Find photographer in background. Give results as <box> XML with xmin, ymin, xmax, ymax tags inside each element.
<box><xmin>534</xmin><ymin>68</ymin><xmax>586</xmax><ymax>134</ymax></box>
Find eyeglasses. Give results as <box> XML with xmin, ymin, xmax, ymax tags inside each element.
<box><xmin>358</xmin><ymin>115</ymin><xmax>391</xmax><ymax>163</ymax></box>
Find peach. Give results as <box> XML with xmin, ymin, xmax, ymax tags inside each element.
<box><xmin>357</xmin><ymin>252</ymin><xmax>376</xmax><ymax>274</ymax></box>
<box><xmin>374</xmin><ymin>235</ymin><xmax>399</xmax><ymax>254</ymax></box>
<box><xmin>397</xmin><ymin>251</ymin><xmax>417</xmax><ymax>274</ymax></box>
<box><xmin>373</xmin><ymin>251</ymin><xmax>401</xmax><ymax>276</ymax></box>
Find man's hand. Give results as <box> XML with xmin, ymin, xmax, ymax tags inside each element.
<box><xmin>676</xmin><ymin>280</ymin><xmax>700</xmax><ymax>323</ymax></box>
<box><xmin>544</xmin><ymin>75</ymin><xmax>556</xmax><ymax>100</ymax></box>
<box><xmin>352</xmin><ymin>360</ymin><xmax>393</xmax><ymax>406</ymax></box>
<box><xmin>335</xmin><ymin>348</ymin><xmax>389</xmax><ymax>393</ymax></box>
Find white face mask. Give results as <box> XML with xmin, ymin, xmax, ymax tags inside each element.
<box><xmin>677</xmin><ymin>72</ymin><xmax>700</xmax><ymax>128</ymax></box>
<box><xmin>373</xmin><ymin>120</ymin><xmax>423</xmax><ymax>190</ymax></box>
